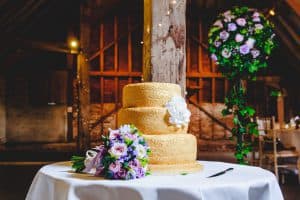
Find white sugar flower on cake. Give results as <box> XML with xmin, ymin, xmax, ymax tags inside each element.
<box><xmin>165</xmin><ymin>96</ymin><xmax>191</xmax><ymax>128</ymax></box>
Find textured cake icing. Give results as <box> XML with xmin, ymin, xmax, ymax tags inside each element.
<box><xmin>143</xmin><ymin>134</ymin><xmax>197</xmax><ymax>164</ymax></box>
<box><xmin>118</xmin><ymin>82</ymin><xmax>202</xmax><ymax>174</ymax></box>
<box><xmin>122</xmin><ymin>82</ymin><xmax>181</xmax><ymax>108</ymax></box>
<box><xmin>118</xmin><ymin>107</ymin><xmax>188</xmax><ymax>134</ymax></box>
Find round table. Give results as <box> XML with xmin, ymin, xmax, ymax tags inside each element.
<box><xmin>26</xmin><ymin>161</ymin><xmax>283</xmax><ymax>200</ymax></box>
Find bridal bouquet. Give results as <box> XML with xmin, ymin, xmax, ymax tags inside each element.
<box><xmin>71</xmin><ymin>124</ymin><xmax>151</xmax><ymax>180</ymax></box>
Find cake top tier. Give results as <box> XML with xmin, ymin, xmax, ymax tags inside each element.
<box><xmin>122</xmin><ymin>82</ymin><xmax>181</xmax><ymax>108</ymax></box>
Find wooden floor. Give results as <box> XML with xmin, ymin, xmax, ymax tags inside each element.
<box><xmin>0</xmin><ymin>152</ymin><xmax>299</xmax><ymax>200</ymax></box>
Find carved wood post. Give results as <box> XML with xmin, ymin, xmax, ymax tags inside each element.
<box><xmin>143</xmin><ymin>0</ymin><xmax>187</xmax><ymax>96</ymax></box>
<box><xmin>77</xmin><ymin>3</ymin><xmax>91</xmax><ymax>152</ymax></box>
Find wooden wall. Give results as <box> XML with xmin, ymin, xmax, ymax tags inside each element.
<box><xmin>0</xmin><ymin>76</ymin><xmax>5</xmax><ymax>143</ymax></box>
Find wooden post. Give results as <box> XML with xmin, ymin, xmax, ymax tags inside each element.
<box><xmin>77</xmin><ymin>3</ymin><xmax>91</xmax><ymax>152</ymax></box>
<box><xmin>144</xmin><ymin>0</ymin><xmax>187</xmax><ymax>96</ymax></box>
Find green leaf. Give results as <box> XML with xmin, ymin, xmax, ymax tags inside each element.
<box><xmin>71</xmin><ymin>156</ymin><xmax>85</xmax><ymax>173</ymax></box>
<box><xmin>180</xmin><ymin>172</ymin><xmax>188</xmax><ymax>175</ymax></box>
<box><xmin>233</xmin><ymin>116</ymin><xmax>239</xmax><ymax>125</ymax></box>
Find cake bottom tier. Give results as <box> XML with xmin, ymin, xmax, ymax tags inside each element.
<box><xmin>149</xmin><ymin>162</ymin><xmax>203</xmax><ymax>174</ymax></box>
<box><xmin>144</xmin><ymin>134</ymin><xmax>197</xmax><ymax>164</ymax></box>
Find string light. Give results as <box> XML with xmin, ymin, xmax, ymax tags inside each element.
<box><xmin>70</xmin><ymin>40</ymin><xmax>78</xmax><ymax>48</ymax></box>
<box><xmin>158</xmin><ymin>23</ymin><xmax>162</xmax><ymax>27</ymax></box>
<box><xmin>269</xmin><ymin>9</ymin><xmax>275</xmax><ymax>16</ymax></box>
<box><xmin>171</xmin><ymin>0</ymin><xmax>177</xmax><ymax>4</ymax></box>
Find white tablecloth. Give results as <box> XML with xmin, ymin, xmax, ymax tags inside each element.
<box><xmin>26</xmin><ymin>161</ymin><xmax>283</xmax><ymax>200</ymax></box>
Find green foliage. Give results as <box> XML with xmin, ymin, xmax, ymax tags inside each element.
<box><xmin>71</xmin><ymin>156</ymin><xmax>85</xmax><ymax>173</ymax></box>
<box><xmin>208</xmin><ymin>6</ymin><xmax>277</xmax><ymax>164</ymax></box>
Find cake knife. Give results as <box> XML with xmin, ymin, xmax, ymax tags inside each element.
<box><xmin>207</xmin><ymin>167</ymin><xmax>234</xmax><ymax>178</ymax></box>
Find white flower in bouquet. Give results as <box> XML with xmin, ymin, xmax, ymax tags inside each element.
<box><xmin>109</xmin><ymin>142</ymin><xmax>128</xmax><ymax>158</ymax></box>
<box><xmin>84</xmin><ymin>150</ymin><xmax>98</xmax><ymax>168</ymax></box>
<box><xmin>136</xmin><ymin>144</ymin><xmax>147</xmax><ymax>159</ymax></box>
<box><xmin>119</xmin><ymin>124</ymin><xmax>131</xmax><ymax>134</ymax></box>
<box><xmin>222</xmin><ymin>48</ymin><xmax>231</xmax><ymax>58</ymax></box>
<box><xmin>236</xmin><ymin>18</ymin><xmax>246</xmax><ymax>26</ymax></box>
<box><xmin>235</xmin><ymin>33</ymin><xmax>244</xmax><ymax>42</ymax></box>
<box><xmin>246</xmin><ymin>38</ymin><xmax>256</xmax><ymax>48</ymax></box>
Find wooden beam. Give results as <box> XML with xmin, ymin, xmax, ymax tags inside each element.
<box><xmin>142</xmin><ymin>0</ymin><xmax>152</xmax><ymax>81</ymax></box>
<box><xmin>77</xmin><ymin>3</ymin><xmax>91</xmax><ymax>152</ymax></box>
<box><xmin>150</xmin><ymin>0</ymin><xmax>187</xmax><ymax>95</ymax></box>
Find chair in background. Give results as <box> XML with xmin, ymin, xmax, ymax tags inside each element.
<box><xmin>257</xmin><ymin>116</ymin><xmax>300</xmax><ymax>183</ymax></box>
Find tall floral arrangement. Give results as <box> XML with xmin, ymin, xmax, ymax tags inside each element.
<box><xmin>71</xmin><ymin>124</ymin><xmax>151</xmax><ymax>180</ymax></box>
<box><xmin>208</xmin><ymin>7</ymin><xmax>276</xmax><ymax>163</ymax></box>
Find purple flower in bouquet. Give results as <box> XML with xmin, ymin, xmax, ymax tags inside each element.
<box><xmin>220</xmin><ymin>31</ymin><xmax>229</xmax><ymax>41</ymax></box>
<box><xmin>109</xmin><ymin>142</ymin><xmax>128</xmax><ymax>158</ymax></box>
<box><xmin>228</xmin><ymin>23</ymin><xmax>237</xmax><ymax>31</ymax></box>
<box><xmin>211</xmin><ymin>53</ymin><xmax>218</xmax><ymax>61</ymax></box>
<box><xmin>236</xmin><ymin>18</ymin><xmax>246</xmax><ymax>26</ymax></box>
<box><xmin>116</xmin><ymin>168</ymin><xmax>127</xmax><ymax>179</ymax></box>
<box><xmin>72</xmin><ymin>124</ymin><xmax>150</xmax><ymax>180</ymax></box>
<box><xmin>245</xmin><ymin>38</ymin><xmax>255</xmax><ymax>49</ymax></box>
<box><xmin>109</xmin><ymin>161</ymin><xmax>121</xmax><ymax>173</ymax></box>
<box><xmin>235</xmin><ymin>33</ymin><xmax>244</xmax><ymax>42</ymax></box>
<box><xmin>109</xmin><ymin>129</ymin><xmax>121</xmax><ymax>140</ymax></box>
<box><xmin>239</xmin><ymin>44</ymin><xmax>250</xmax><ymax>55</ymax></box>
<box><xmin>251</xmin><ymin>49</ymin><xmax>260</xmax><ymax>58</ymax></box>
<box><xmin>221</xmin><ymin>48</ymin><xmax>231</xmax><ymax>58</ymax></box>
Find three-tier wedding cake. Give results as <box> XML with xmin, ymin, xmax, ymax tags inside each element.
<box><xmin>118</xmin><ymin>82</ymin><xmax>202</xmax><ymax>173</ymax></box>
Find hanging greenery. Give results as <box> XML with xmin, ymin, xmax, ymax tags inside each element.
<box><xmin>208</xmin><ymin>6</ymin><xmax>276</xmax><ymax>164</ymax></box>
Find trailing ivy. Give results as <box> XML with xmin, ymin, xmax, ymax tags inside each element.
<box><xmin>208</xmin><ymin>7</ymin><xmax>276</xmax><ymax>164</ymax></box>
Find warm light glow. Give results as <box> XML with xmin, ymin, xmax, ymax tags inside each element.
<box><xmin>140</xmin><ymin>41</ymin><xmax>144</xmax><ymax>44</ymax></box>
<box><xmin>269</xmin><ymin>9</ymin><xmax>275</xmax><ymax>16</ymax></box>
<box><xmin>158</xmin><ymin>23</ymin><xmax>162</xmax><ymax>27</ymax></box>
<box><xmin>70</xmin><ymin>40</ymin><xmax>78</xmax><ymax>48</ymax></box>
<box><xmin>171</xmin><ymin>0</ymin><xmax>177</xmax><ymax>4</ymax></box>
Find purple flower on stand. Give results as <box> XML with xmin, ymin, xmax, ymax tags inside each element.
<box><xmin>255</xmin><ymin>24</ymin><xmax>263</xmax><ymax>30</ymax></box>
<box><xmin>214</xmin><ymin>40</ymin><xmax>221</xmax><ymax>47</ymax></box>
<box><xmin>211</xmin><ymin>54</ymin><xmax>218</xmax><ymax>61</ymax></box>
<box><xmin>236</xmin><ymin>18</ymin><xmax>246</xmax><ymax>26</ymax></box>
<box><xmin>220</xmin><ymin>31</ymin><xmax>229</xmax><ymax>41</ymax></box>
<box><xmin>246</xmin><ymin>38</ymin><xmax>255</xmax><ymax>49</ymax></box>
<box><xmin>251</xmin><ymin>49</ymin><xmax>260</xmax><ymax>58</ymax></box>
<box><xmin>239</xmin><ymin>44</ymin><xmax>250</xmax><ymax>55</ymax></box>
<box><xmin>235</xmin><ymin>34</ymin><xmax>244</xmax><ymax>42</ymax></box>
<box><xmin>253</xmin><ymin>17</ymin><xmax>260</xmax><ymax>22</ymax></box>
<box><xmin>228</xmin><ymin>23</ymin><xmax>237</xmax><ymax>31</ymax></box>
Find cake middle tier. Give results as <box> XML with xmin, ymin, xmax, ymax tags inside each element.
<box><xmin>117</xmin><ymin>107</ymin><xmax>188</xmax><ymax>134</ymax></box>
<box><xmin>143</xmin><ymin>134</ymin><xmax>198</xmax><ymax>164</ymax></box>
